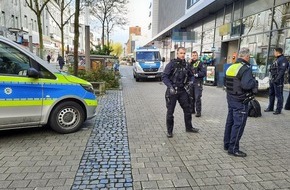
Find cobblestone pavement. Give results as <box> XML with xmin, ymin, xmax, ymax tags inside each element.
<box><xmin>72</xmin><ymin>90</ymin><xmax>133</xmax><ymax>190</ymax></box>
<box><xmin>120</xmin><ymin>65</ymin><xmax>290</xmax><ymax>190</ymax></box>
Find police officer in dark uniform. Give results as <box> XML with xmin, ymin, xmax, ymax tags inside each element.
<box><xmin>224</xmin><ymin>47</ymin><xmax>257</xmax><ymax>157</ymax></box>
<box><xmin>162</xmin><ymin>47</ymin><xmax>199</xmax><ymax>138</ymax></box>
<box><xmin>265</xmin><ymin>47</ymin><xmax>289</xmax><ymax>114</ymax></box>
<box><xmin>189</xmin><ymin>51</ymin><xmax>206</xmax><ymax>117</ymax></box>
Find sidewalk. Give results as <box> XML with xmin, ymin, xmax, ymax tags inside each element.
<box><xmin>120</xmin><ymin>65</ymin><xmax>290</xmax><ymax>189</ymax></box>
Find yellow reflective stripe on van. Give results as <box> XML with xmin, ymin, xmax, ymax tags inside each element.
<box><xmin>0</xmin><ymin>100</ymin><xmax>43</xmax><ymax>106</ymax></box>
<box><xmin>226</xmin><ymin>63</ymin><xmax>243</xmax><ymax>77</ymax></box>
<box><xmin>0</xmin><ymin>99</ymin><xmax>97</xmax><ymax>107</ymax></box>
<box><xmin>85</xmin><ymin>99</ymin><xmax>98</xmax><ymax>106</ymax></box>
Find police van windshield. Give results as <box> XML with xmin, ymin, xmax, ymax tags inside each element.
<box><xmin>136</xmin><ymin>52</ymin><xmax>160</xmax><ymax>61</ymax></box>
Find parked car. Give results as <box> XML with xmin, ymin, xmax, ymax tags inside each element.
<box><xmin>0</xmin><ymin>36</ymin><xmax>98</xmax><ymax>133</ymax></box>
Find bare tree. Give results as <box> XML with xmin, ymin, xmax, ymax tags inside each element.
<box><xmin>91</xmin><ymin>0</ymin><xmax>128</xmax><ymax>48</ymax></box>
<box><xmin>73</xmin><ymin>0</ymin><xmax>81</xmax><ymax>76</ymax></box>
<box><xmin>105</xmin><ymin>7</ymin><xmax>128</xmax><ymax>47</ymax></box>
<box><xmin>46</xmin><ymin>0</ymin><xmax>75</xmax><ymax>58</ymax></box>
<box><xmin>25</xmin><ymin>0</ymin><xmax>52</xmax><ymax>59</ymax></box>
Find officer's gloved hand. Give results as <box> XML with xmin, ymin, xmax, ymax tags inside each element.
<box><xmin>194</xmin><ymin>74</ymin><xmax>198</xmax><ymax>77</ymax></box>
<box><xmin>252</xmin><ymin>80</ymin><xmax>258</xmax><ymax>94</ymax></box>
<box><xmin>169</xmin><ymin>87</ymin><xmax>176</xmax><ymax>95</ymax></box>
<box><xmin>188</xmin><ymin>80</ymin><xmax>194</xmax><ymax>87</ymax></box>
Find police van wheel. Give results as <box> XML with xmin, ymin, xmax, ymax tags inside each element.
<box><xmin>48</xmin><ymin>101</ymin><xmax>85</xmax><ymax>134</ymax></box>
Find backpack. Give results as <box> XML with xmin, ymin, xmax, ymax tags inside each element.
<box><xmin>248</xmin><ymin>99</ymin><xmax>262</xmax><ymax>117</ymax></box>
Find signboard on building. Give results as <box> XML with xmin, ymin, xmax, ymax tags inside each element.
<box><xmin>219</xmin><ymin>23</ymin><xmax>230</xmax><ymax>36</ymax></box>
<box><xmin>172</xmin><ymin>31</ymin><xmax>196</xmax><ymax>42</ymax></box>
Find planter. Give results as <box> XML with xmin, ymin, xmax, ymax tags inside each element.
<box><xmin>90</xmin><ymin>82</ymin><xmax>106</xmax><ymax>95</ymax></box>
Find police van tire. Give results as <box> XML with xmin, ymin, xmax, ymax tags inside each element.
<box><xmin>49</xmin><ymin>101</ymin><xmax>85</xmax><ymax>134</ymax></box>
<box><xmin>136</xmin><ymin>78</ymin><xmax>139</xmax><ymax>82</ymax></box>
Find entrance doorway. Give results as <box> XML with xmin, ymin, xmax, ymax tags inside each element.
<box><xmin>220</xmin><ymin>40</ymin><xmax>239</xmax><ymax>64</ymax></box>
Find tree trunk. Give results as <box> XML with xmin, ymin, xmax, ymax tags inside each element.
<box><xmin>37</xmin><ymin>14</ymin><xmax>44</xmax><ymax>59</ymax></box>
<box><xmin>73</xmin><ymin>0</ymin><xmax>80</xmax><ymax>76</ymax></box>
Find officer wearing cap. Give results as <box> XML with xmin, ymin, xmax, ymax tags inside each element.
<box><xmin>224</xmin><ymin>47</ymin><xmax>257</xmax><ymax>157</ymax></box>
<box><xmin>265</xmin><ymin>47</ymin><xmax>289</xmax><ymax>114</ymax></box>
<box><xmin>189</xmin><ymin>51</ymin><xmax>206</xmax><ymax>117</ymax></box>
<box><xmin>162</xmin><ymin>47</ymin><xmax>199</xmax><ymax>138</ymax></box>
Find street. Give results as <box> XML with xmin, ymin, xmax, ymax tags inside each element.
<box><xmin>0</xmin><ymin>65</ymin><xmax>290</xmax><ymax>189</ymax></box>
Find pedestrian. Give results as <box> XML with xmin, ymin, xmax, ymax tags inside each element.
<box><xmin>47</xmin><ymin>54</ymin><xmax>51</xmax><ymax>63</ymax></box>
<box><xmin>264</xmin><ymin>47</ymin><xmax>289</xmax><ymax>114</ymax></box>
<box><xmin>224</xmin><ymin>47</ymin><xmax>258</xmax><ymax>157</ymax></box>
<box><xmin>189</xmin><ymin>51</ymin><xmax>206</xmax><ymax>117</ymax></box>
<box><xmin>162</xmin><ymin>47</ymin><xmax>199</xmax><ymax>138</ymax></box>
<box><xmin>57</xmin><ymin>54</ymin><xmax>65</xmax><ymax>71</ymax></box>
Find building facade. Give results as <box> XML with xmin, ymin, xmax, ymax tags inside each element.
<box><xmin>149</xmin><ymin>0</ymin><xmax>290</xmax><ymax>86</ymax></box>
<box><xmin>0</xmin><ymin>0</ymin><xmax>89</xmax><ymax>60</ymax></box>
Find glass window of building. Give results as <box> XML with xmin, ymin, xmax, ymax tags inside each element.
<box><xmin>275</xmin><ymin>0</ymin><xmax>290</xmax><ymax>6</ymax></box>
<box><xmin>242</xmin><ymin>9</ymin><xmax>271</xmax><ymax>36</ymax></box>
<box><xmin>273</xmin><ymin>3</ymin><xmax>290</xmax><ymax>30</ymax></box>
<box><xmin>203</xmin><ymin>29</ymin><xmax>214</xmax><ymax>44</ymax></box>
<box><xmin>243</xmin><ymin>0</ymin><xmax>274</xmax><ymax>17</ymax></box>
<box><xmin>224</xmin><ymin>5</ymin><xmax>232</xmax><ymax>24</ymax></box>
<box><xmin>24</xmin><ymin>15</ymin><xmax>28</xmax><ymax>28</ymax></box>
<box><xmin>216</xmin><ymin>9</ymin><xmax>224</xmax><ymax>27</ymax></box>
<box><xmin>193</xmin><ymin>24</ymin><xmax>202</xmax><ymax>45</ymax></box>
<box><xmin>233</xmin><ymin>0</ymin><xmax>242</xmax><ymax>21</ymax></box>
<box><xmin>0</xmin><ymin>12</ymin><xmax>5</xmax><ymax>26</ymax></box>
<box><xmin>203</xmin><ymin>15</ymin><xmax>215</xmax><ymax>31</ymax></box>
<box><xmin>240</xmin><ymin>33</ymin><xmax>270</xmax><ymax>77</ymax></box>
<box><xmin>11</xmin><ymin>15</ymin><xmax>15</xmax><ymax>28</ymax></box>
<box><xmin>187</xmin><ymin>0</ymin><xmax>199</xmax><ymax>9</ymax></box>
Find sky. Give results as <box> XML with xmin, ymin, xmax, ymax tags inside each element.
<box><xmin>110</xmin><ymin>0</ymin><xmax>151</xmax><ymax>45</ymax></box>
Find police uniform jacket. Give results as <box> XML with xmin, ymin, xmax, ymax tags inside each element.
<box><xmin>270</xmin><ymin>54</ymin><xmax>289</xmax><ymax>84</ymax></box>
<box><xmin>162</xmin><ymin>58</ymin><xmax>194</xmax><ymax>88</ymax></box>
<box><xmin>191</xmin><ymin>60</ymin><xmax>206</xmax><ymax>83</ymax></box>
<box><xmin>225</xmin><ymin>58</ymin><xmax>257</xmax><ymax>101</ymax></box>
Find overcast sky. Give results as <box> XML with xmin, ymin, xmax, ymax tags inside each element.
<box><xmin>110</xmin><ymin>0</ymin><xmax>151</xmax><ymax>45</ymax></box>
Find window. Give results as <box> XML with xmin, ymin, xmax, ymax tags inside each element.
<box><xmin>30</xmin><ymin>19</ymin><xmax>33</xmax><ymax>31</ymax></box>
<box><xmin>187</xmin><ymin>0</ymin><xmax>200</xmax><ymax>9</ymax></box>
<box><xmin>24</xmin><ymin>15</ymin><xmax>28</xmax><ymax>28</ymax></box>
<box><xmin>136</xmin><ymin>52</ymin><xmax>161</xmax><ymax>61</ymax></box>
<box><xmin>0</xmin><ymin>12</ymin><xmax>5</xmax><ymax>26</ymax></box>
<box><xmin>11</xmin><ymin>15</ymin><xmax>15</xmax><ymax>28</ymax></box>
<box><xmin>0</xmin><ymin>42</ymin><xmax>30</xmax><ymax>75</ymax></box>
<box><xmin>15</xmin><ymin>17</ymin><xmax>19</xmax><ymax>28</ymax></box>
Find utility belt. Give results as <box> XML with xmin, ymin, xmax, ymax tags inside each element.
<box><xmin>228</xmin><ymin>92</ymin><xmax>254</xmax><ymax>104</ymax></box>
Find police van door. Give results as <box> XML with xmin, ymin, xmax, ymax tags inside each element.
<box><xmin>0</xmin><ymin>41</ymin><xmax>43</xmax><ymax>128</ymax></box>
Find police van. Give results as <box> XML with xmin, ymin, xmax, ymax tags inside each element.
<box><xmin>0</xmin><ymin>36</ymin><xmax>98</xmax><ymax>133</ymax></box>
<box><xmin>132</xmin><ymin>46</ymin><xmax>165</xmax><ymax>81</ymax></box>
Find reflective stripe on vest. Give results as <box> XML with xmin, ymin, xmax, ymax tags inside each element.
<box><xmin>226</xmin><ymin>63</ymin><xmax>243</xmax><ymax>77</ymax></box>
<box><xmin>225</xmin><ymin>63</ymin><xmax>244</xmax><ymax>95</ymax></box>
<box><xmin>193</xmin><ymin>61</ymin><xmax>200</xmax><ymax>68</ymax></box>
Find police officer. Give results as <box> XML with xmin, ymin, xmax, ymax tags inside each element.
<box><xmin>265</xmin><ymin>47</ymin><xmax>289</xmax><ymax>114</ymax></box>
<box><xmin>224</xmin><ymin>47</ymin><xmax>257</xmax><ymax>157</ymax></box>
<box><xmin>189</xmin><ymin>51</ymin><xmax>206</xmax><ymax>117</ymax></box>
<box><xmin>162</xmin><ymin>47</ymin><xmax>199</xmax><ymax>138</ymax></box>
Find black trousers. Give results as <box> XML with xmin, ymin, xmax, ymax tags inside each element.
<box><xmin>165</xmin><ymin>88</ymin><xmax>192</xmax><ymax>133</ymax></box>
<box><xmin>191</xmin><ymin>81</ymin><xmax>203</xmax><ymax>113</ymax></box>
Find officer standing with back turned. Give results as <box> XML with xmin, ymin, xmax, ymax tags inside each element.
<box><xmin>189</xmin><ymin>51</ymin><xmax>206</xmax><ymax>117</ymax></box>
<box><xmin>224</xmin><ymin>47</ymin><xmax>257</xmax><ymax>157</ymax></box>
<box><xmin>162</xmin><ymin>47</ymin><xmax>199</xmax><ymax>138</ymax></box>
<box><xmin>264</xmin><ymin>47</ymin><xmax>289</xmax><ymax>114</ymax></box>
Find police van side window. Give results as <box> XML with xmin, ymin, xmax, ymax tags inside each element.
<box><xmin>0</xmin><ymin>41</ymin><xmax>30</xmax><ymax>76</ymax></box>
<box><xmin>30</xmin><ymin>59</ymin><xmax>56</xmax><ymax>79</ymax></box>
